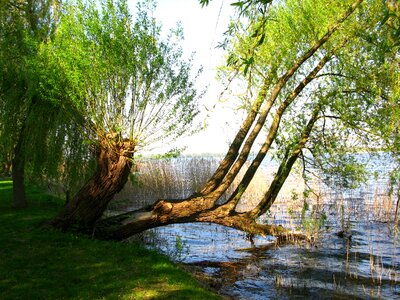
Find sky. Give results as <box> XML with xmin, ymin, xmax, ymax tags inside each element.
<box><xmin>127</xmin><ymin>0</ymin><xmax>242</xmax><ymax>154</ymax></box>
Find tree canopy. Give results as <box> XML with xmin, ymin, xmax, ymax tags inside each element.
<box><xmin>0</xmin><ymin>0</ymin><xmax>65</xmax><ymax>206</ymax></box>
<box><xmin>42</xmin><ymin>0</ymin><xmax>200</xmax><ymax>152</ymax></box>
<box><xmin>0</xmin><ymin>0</ymin><xmax>398</xmax><ymax>240</ymax></box>
<box><xmin>84</xmin><ymin>0</ymin><xmax>400</xmax><ymax>241</ymax></box>
<box><xmin>1</xmin><ymin>0</ymin><xmax>201</xmax><ymax>201</ymax></box>
<box><xmin>217</xmin><ymin>0</ymin><xmax>399</xmax><ymax>189</ymax></box>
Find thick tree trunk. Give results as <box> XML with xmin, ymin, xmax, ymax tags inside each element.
<box><xmin>93</xmin><ymin>108</ymin><xmax>321</xmax><ymax>242</ymax></box>
<box><xmin>12</xmin><ymin>158</ymin><xmax>27</xmax><ymax>208</ymax></box>
<box><xmin>93</xmin><ymin>197</ymin><xmax>308</xmax><ymax>243</ymax></box>
<box><xmin>49</xmin><ymin>140</ymin><xmax>134</xmax><ymax>231</ymax></box>
<box><xmin>12</xmin><ymin>130</ymin><xmax>27</xmax><ymax>208</ymax></box>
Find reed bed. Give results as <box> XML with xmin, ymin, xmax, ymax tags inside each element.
<box><xmin>110</xmin><ymin>156</ymin><xmax>398</xmax><ymax>227</ymax></box>
<box><xmin>110</xmin><ymin>155</ymin><xmax>308</xmax><ymax>213</ymax></box>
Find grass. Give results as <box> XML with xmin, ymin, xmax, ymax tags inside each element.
<box><xmin>0</xmin><ymin>180</ymin><xmax>222</xmax><ymax>300</ymax></box>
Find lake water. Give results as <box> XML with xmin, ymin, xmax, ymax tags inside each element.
<box><xmin>112</xmin><ymin>154</ymin><xmax>400</xmax><ymax>299</ymax></box>
<box><xmin>143</xmin><ymin>215</ymin><xmax>399</xmax><ymax>299</ymax></box>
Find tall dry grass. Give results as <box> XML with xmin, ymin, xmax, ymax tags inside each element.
<box><xmin>110</xmin><ymin>156</ymin><xmax>219</xmax><ymax>210</ymax></box>
<box><xmin>109</xmin><ymin>156</ymin><xmax>398</xmax><ymax>225</ymax></box>
<box><xmin>110</xmin><ymin>156</ymin><xmax>311</xmax><ymax>213</ymax></box>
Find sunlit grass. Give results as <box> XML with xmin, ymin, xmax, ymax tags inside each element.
<box><xmin>0</xmin><ymin>179</ymin><xmax>222</xmax><ymax>300</ymax></box>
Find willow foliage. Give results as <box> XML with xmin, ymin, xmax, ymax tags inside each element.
<box><xmin>41</xmin><ymin>0</ymin><xmax>200</xmax><ymax>151</ymax></box>
<box><xmin>1</xmin><ymin>0</ymin><xmax>201</xmax><ymax>193</ymax></box>
<box><xmin>219</xmin><ymin>0</ymin><xmax>399</xmax><ymax>188</ymax></box>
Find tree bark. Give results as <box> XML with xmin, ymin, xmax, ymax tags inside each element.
<box><xmin>200</xmin><ymin>88</ymin><xmax>266</xmax><ymax>195</ymax></box>
<box><xmin>49</xmin><ymin>139</ymin><xmax>134</xmax><ymax>231</ymax></box>
<box><xmin>12</xmin><ymin>135</ymin><xmax>27</xmax><ymax>208</ymax></box>
<box><xmin>93</xmin><ymin>197</ymin><xmax>307</xmax><ymax>242</ymax></box>
<box><xmin>12</xmin><ymin>122</ymin><xmax>27</xmax><ymax>208</ymax></box>
<box><xmin>394</xmin><ymin>183</ymin><xmax>399</xmax><ymax>226</ymax></box>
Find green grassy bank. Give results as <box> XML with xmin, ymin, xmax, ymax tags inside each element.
<box><xmin>0</xmin><ymin>180</ymin><xmax>221</xmax><ymax>299</ymax></box>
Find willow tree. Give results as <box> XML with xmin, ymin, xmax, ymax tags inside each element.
<box><xmin>46</xmin><ymin>0</ymin><xmax>200</xmax><ymax>230</ymax></box>
<box><xmin>44</xmin><ymin>0</ymin><xmax>399</xmax><ymax>241</ymax></box>
<box><xmin>0</xmin><ymin>0</ymin><xmax>87</xmax><ymax>207</ymax></box>
<box><xmin>89</xmin><ymin>0</ymin><xmax>398</xmax><ymax>240</ymax></box>
<box><xmin>0</xmin><ymin>0</ymin><xmax>62</xmax><ymax>207</ymax></box>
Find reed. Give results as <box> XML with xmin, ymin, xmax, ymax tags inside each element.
<box><xmin>110</xmin><ymin>156</ymin><xmax>219</xmax><ymax>210</ymax></box>
<box><xmin>110</xmin><ymin>156</ymin><xmax>398</xmax><ymax>232</ymax></box>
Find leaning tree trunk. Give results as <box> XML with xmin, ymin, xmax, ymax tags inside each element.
<box><xmin>50</xmin><ymin>0</ymin><xmax>362</xmax><ymax>242</ymax></box>
<box><xmin>93</xmin><ymin>196</ymin><xmax>307</xmax><ymax>243</ymax></box>
<box><xmin>93</xmin><ymin>105</ymin><xmax>322</xmax><ymax>242</ymax></box>
<box><xmin>49</xmin><ymin>139</ymin><xmax>135</xmax><ymax>231</ymax></box>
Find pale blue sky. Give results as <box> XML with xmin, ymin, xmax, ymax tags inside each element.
<box><xmin>127</xmin><ymin>0</ymin><xmax>240</xmax><ymax>154</ymax></box>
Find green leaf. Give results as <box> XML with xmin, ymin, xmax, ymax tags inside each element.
<box><xmin>231</xmin><ymin>1</ymin><xmax>245</xmax><ymax>8</ymax></box>
<box><xmin>257</xmin><ymin>33</ymin><xmax>265</xmax><ymax>46</ymax></box>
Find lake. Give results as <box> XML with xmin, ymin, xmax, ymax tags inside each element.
<box><xmin>111</xmin><ymin>153</ymin><xmax>400</xmax><ymax>299</ymax></box>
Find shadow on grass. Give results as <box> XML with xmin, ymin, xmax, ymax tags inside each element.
<box><xmin>0</xmin><ymin>180</ymin><xmax>222</xmax><ymax>300</ymax></box>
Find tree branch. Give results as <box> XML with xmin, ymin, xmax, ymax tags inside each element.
<box><xmin>220</xmin><ymin>49</ymin><xmax>335</xmax><ymax>212</ymax></box>
<box><xmin>200</xmin><ymin>0</ymin><xmax>363</xmax><ymax>197</ymax></box>
<box><xmin>249</xmin><ymin>104</ymin><xmax>322</xmax><ymax>218</ymax></box>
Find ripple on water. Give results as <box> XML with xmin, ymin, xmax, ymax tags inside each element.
<box><xmin>142</xmin><ymin>219</ymin><xmax>400</xmax><ymax>299</ymax></box>
<box><xmin>132</xmin><ymin>154</ymin><xmax>400</xmax><ymax>299</ymax></box>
